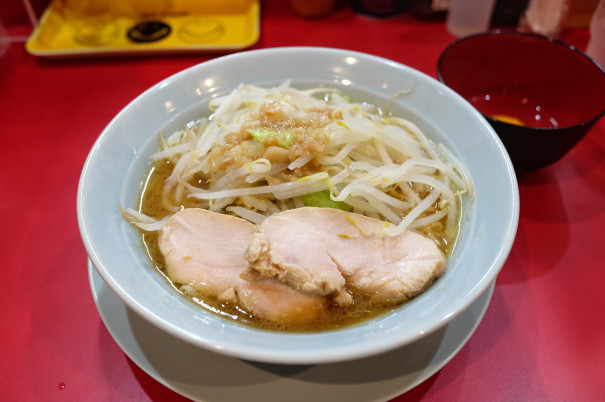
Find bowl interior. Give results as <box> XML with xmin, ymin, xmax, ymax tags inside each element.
<box><xmin>437</xmin><ymin>31</ymin><xmax>605</xmax><ymax>129</ymax></box>
<box><xmin>78</xmin><ymin>47</ymin><xmax>519</xmax><ymax>364</ymax></box>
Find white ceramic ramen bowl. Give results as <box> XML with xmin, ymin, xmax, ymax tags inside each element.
<box><xmin>77</xmin><ymin>47</ymin><xmax>519</xmax><ymax>365</ymax></box>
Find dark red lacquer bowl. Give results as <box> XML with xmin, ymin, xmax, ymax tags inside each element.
<box><xmin>438</xmin><ymin>31</ymin><xmax>605</xmax><ymax>175</ymax></box>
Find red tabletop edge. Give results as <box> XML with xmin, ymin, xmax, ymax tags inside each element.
<box><xmin>1</xmin><ymin>1</ymin><xmax>604</xmax><ymax>401</ymax></box>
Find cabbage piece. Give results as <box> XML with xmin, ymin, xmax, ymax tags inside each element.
<box><xmin>301</xmin><ymin>190</ymin><xmax>351</xmax><ymax>211</ymax></box>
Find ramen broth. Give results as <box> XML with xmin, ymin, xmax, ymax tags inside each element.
<box><xmin>136</xmin><ymin>159</ymin><xmax>459</xmax><ymax>332</ymax></box>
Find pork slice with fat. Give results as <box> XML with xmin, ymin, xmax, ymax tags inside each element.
<box><xmin>243</xmin><ymin>207</ymin><xmax>445</xmax><ymax>303</ymax></box>
<box><xmin>243</xmin><ymin>210</ymin><xmax>347</xmax><ymax>296</ymax></box>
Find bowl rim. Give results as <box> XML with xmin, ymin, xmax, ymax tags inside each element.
<box><xmin>436</xmin><ymin>29</ymin><xmax>605</xmax><ymax>132</ymax></box>
<box><xmin>77</xmin><ymin>46</ymin><xmax>520</xmax><ymax>364</ymax></box>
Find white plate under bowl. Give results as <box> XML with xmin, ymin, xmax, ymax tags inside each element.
<box><xmin>90</xmin><ymin>262</ymin><xmax>495</xmax><ymax>401</ymax></box>
<box><xmin>78</xmin><ymin>47</ymin><xmax>519</xmax><ymax>365</ymax></box>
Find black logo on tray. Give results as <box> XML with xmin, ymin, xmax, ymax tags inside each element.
<box><xmin>127</xmin><ymin>21</ymin><xmax>172</xmax><ymax>43</ymax></box>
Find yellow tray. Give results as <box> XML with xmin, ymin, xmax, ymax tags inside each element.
<box><xmin>26</xmin><ymin>0</ymin><xmax>260</xmax><ymax>57</ymax></box>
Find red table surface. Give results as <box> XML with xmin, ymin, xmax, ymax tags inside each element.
<box><xmin>2</xmin><ymin>2</ymin><xmax>604</xmax><ymax>401</ymax></box>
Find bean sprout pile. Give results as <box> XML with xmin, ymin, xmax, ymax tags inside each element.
<box><xmin>122</xmin><ymin>81</ymin><xmax>473</xmax><ymax>249</ymax></box>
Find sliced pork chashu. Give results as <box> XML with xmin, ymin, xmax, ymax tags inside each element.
<box><xmin>159</xmin><ymin>208</ymin><xmax>251</xmax><ymax>300</ymax></box>
<box><xmin>158</xmin><ymin>208</ymin><xmax>326</xmax><ymax>324</ymax></box>
<box><xmin>243</xmin><ymin>207</ymin><xmax>445</xmax><ymax>303</ymax></box>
